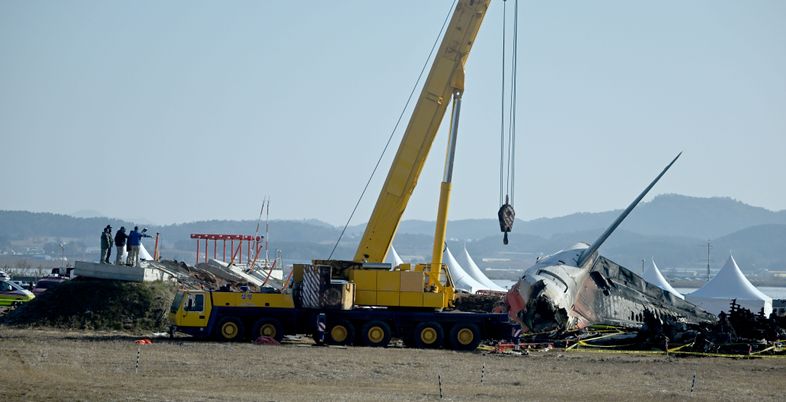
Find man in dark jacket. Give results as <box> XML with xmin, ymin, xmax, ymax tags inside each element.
<box><xmin>114</xmin><ymin>227</ymin><xmax>128</xmax><ymax>265</ymax></box>
<box><xmin>100</xmin><ymin>225</ymin><xmax>113</xmax><ymax>264</ymax></box>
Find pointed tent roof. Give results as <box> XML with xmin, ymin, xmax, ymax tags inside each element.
<box><xmin>686</xmin><ymin>255</ymin><xmax>772</xmax><ymax>317</ymax></box>
<box><xmin>445</xmin><ymin>246</ymin><xmax>487</xmax><ymax>294</ymax></box>
<box><xmin>690</xmin><ymin>255</ymin><xmax>771</xmax><ymax>301</ymax></box>
<box><xmin>385</xmin><ymin>245</ymin><xmax>404</xmax><ymax>268</ymax></box>
<box><xmin>461</xmin><ymin>246</ymin><xmax>505</xmax><ymax>291</ymax></box>
<box><xmin>642</xmin><ymin>258</ymin><xmax>684</xmax><ymax>299</ymax></box>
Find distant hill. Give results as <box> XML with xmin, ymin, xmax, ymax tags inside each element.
<box><xmin>0</xmin><ymin>211</ymin><xmax>137</xmax><ymax>240</ymax></box>
<box><xmin>441</xmin><ymin>194</ymin><xmax>786</xmax><ymax>240</ymax></box>
<box><xmin>2</xmin><ymin>194</ymin><xmax>785</xmax><ymax>272</ymax></box>
<box><xmin>70</xmin><ymin>210</ymin><xmax>107</xmax><ymax>219</ymax></box>
<box><xmin>712</xmin><ymin>224</ymin><xmax>786</xmax><ymax>270</ymax></box>
<box><xmin>351</xmin><ymin>195</ymin><xmax>786</xmax><ymax>241</ymax></box>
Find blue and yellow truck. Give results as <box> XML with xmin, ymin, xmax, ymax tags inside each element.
<box><xmin>169</xmin><ymin>261</ymin><xmax>511</xmax><ymax>350</ymax></box>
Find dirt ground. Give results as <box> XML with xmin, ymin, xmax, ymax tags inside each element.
<box><xmin>0</xmin><ymin>328</ymin><xmax>784</xmax><ymax>401</ymax></box>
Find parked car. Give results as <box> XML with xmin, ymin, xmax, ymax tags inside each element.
<box><xmin>0</xmin><ymin>280</ymin><xmax>35</xmax><ymax>306</ymax></box>
<box><xmin>32</xmin><ymin>276</ymin><xmax>67</xmax><ymax>296</ymax></box>
<box><xmin>11</xmin><ymin>280</ymin><xmax>33</xmax><ymax>291</ymax></box>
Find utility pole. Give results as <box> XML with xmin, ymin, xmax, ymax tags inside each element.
<box><xmin>706</xmin><ymin>240</ymin><xmax>712</xmax><ymax>282</ymax></box>
<box><xmin>59</xmin><ymin>242</ymin><xmax>66</xmax><ymax>267</ymax></box>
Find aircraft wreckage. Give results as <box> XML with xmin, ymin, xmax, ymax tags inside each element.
<box><xmin>506</xmin><ymin>153</ymin><xmax>717</xmax><ymax>333</ymax></box>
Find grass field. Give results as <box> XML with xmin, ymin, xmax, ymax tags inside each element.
<box><xmin>1</xmin><ymin>327</ymin><xmax>784</xmax><ymax>401</ymax></box>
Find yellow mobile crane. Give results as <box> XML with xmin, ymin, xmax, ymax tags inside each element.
<box><xmin>317</xmin><ymin>0</ymin><xmax>489</xmax><ymax>310</ymax></box>
<box><xmin>169</xmin><ymin>0</ymin><xmax>510</xmax><ymax>349</ymax></box>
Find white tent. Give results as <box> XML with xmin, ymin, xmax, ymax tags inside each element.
<box><xmin>460</xmin><ymin>247</ymin><xmax>506</xmax><ymax>291</ymax></box>
<box><xmin>642</xmin><ymin>258</ymin><xmax>684</xmax><ymax>299</ymax></box>
<box><xmin>686</xmin><ymin>255</ymin><xmax>772</xmax><ymax>317</ymax></box>
<box><xmin>385</xmin><ymin>245</ymin><xmax>404</xmax><ymax>269</ymax></box>
<box><xmin>121</xmin><ymin>243</ymin><xmax>154</xmax><ymax>263</ymax></box>
<box><xmin>445</xmin><ymin>246</ymin><xmax>487</xmax><ymax>294</ymax></box>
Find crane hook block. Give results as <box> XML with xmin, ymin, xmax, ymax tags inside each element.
<box><xmin>498</xmin><ymin>202</ymin><xmax>515</xmax><ymax>245</ymax></box>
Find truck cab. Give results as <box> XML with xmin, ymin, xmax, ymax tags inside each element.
<box><xmin>169</xmin><ymin>290</ymin><xmax>212</xmax><ymax>338</ymax></box>
<box><xmin>169</xmin><ymin>289</ymin><xmax>297</xmax><ymax>341</ymax></box>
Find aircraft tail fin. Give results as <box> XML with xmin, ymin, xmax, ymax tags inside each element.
<box><xmin>577</xmin><ymin>152</ymin><xmax>682</xmax><ymax>267</ymax></box>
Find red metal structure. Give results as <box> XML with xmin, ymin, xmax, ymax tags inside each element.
<box><xmin>190</xmin><ymin>234</ymin><xmax>263</xmax><ymax>266</ymax></box>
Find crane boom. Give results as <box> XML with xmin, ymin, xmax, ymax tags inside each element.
<box><xmin>354</xmin><ymin>0</ymin><xmax>490</xmax><ymax>263</ymax></box>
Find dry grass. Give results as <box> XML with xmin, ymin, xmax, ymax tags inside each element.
<box><xmin>1</xmin><ymin>327</ymin><xmax>784</xmax><ymax>401</ymax></box>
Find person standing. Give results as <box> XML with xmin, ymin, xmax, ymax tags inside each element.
<box><xmin>100</xmin><ymin>225</ymin><xmax>113</xmax><ymax>264</ymax></box>
<box><xmin>126</xmin><ymin>226</ymin><xmax>151</xmax><ymax>267</ymax></box>
<box><xmin>114</xmin><ymin>226</ymin><xmax>128</xmax><ymax>265</ymax></box>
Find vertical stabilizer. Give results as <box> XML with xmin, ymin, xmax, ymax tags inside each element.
<box><xmin>577</xmin><ymin>153</ymin><xmax>682</xmax><ymax>267</ymax></box>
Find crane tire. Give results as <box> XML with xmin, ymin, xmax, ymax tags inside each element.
<box><xmin>252</xmin><ymin>318</ymin><xmax>284</xmax><ymax>342</ymax></box>
<box><xmin>326</xmin><ymin>320</ymin><xmax>355</xmax><ymax>346</ymax></box>
<box><xmin>215</xmin><ymin>317</ymin><xmax>245</xmax><ymax>342</ymax></box>
<box><xmin>412</xmin><ymin>321</ymin><xmax>444</xmax><ymax>349</ymax></box>
<box><xmin>448</xmin><ymin>323</ymin><xmax>481</xmax><ymax>351</ymax></box>
<box><xmin>359</xmin><ymin>320</ymin><xmax>391</xmax><ymax>347</ymax></box>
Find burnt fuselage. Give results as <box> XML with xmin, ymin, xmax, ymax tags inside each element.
<box><xmin>507</xmin><ymin>244</ymin><xmax>716</xmax><ymax>333</ymax></box>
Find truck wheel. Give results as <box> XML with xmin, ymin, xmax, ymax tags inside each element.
<box><xmin>215</xmin><ymin>317</ymin><xmax>245</xmax><ymax>342</ymax></box>
<box><xmin>360</xmin><ymin>320</ymin><xmax>391</xmax><ymax>347</ymax></box>
<box><xmin>327</xmin><ymin>320</ymin><xmax>355</xmax><ymax>345</ymax></box>
<box><xmin>448</xmin><ymin>323</ymin><xmax>481</xmax><ymax>351</ymax></box>
<box><xmin>413</xmin><ymin>321</ymin><xmax>444</xmax><ymax>349</ymax></box>
<box><xmin>252</xmin><ymin>318</ymin><xmax>284</xmax><ymax>342</ymax></box>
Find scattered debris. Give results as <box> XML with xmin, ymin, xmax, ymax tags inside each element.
<box><xmin>253</xmin><ymin>336</ymin><xmax>281</xmax><ymax>345</ymax></box>
<box><xmin>454</xmin><ymin>293</ymin><xmax>504</xmax><ymax>313</ymax></box>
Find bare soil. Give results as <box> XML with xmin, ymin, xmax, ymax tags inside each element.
<box><xmin>1</xmin><ymin>327</ymin><xmax>784</xmax><ymax>401</ymax></box>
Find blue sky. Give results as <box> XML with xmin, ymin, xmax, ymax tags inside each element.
<box><xmin>1</xmin><ymin>0</ymin><xmax>784</xmax><ymax>226</ymax></box>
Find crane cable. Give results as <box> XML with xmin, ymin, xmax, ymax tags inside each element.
<box><xmin>498</xmin><ymin>0</ymin><xmax>519</xmax><ymax>245</ymax></box>
<box><xmin>327</xmin><ymin>0</ymin><xmax>459</xmax><ymax>260</ymax></box>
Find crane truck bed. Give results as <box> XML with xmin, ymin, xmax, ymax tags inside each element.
<box><xmin>169</xmin><ymin>263</ymin><xmax>512</xmax><ymax>350</ymax></box>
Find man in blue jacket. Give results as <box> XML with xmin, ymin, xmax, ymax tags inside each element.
<box><xmin>126</xmin><ymin>226</ymin><xmax>151</xmax><ymax>267</ymax></box>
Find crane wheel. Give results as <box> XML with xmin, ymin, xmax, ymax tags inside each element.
<box><xmin>252</xmin><ymin>318</ymin><xmax>284</xmax><ymax>342</ymax></box>
<box><xmin>327</xmin><ymin>320</ymin><xmax>355</xmax><ymax>345</ymax></box>
<box><xmin>412</xmin><ymin>321</ymin><xmax>444</xmax><ymax>349</ymax></box>
<box><xmin>215</xmin><ymin>317</ymin><xmax>245</xmax><ymax>342</ymax></box>
<box><xmin>448</xmin><ymin>323</ymin><xmax>481</xmax><ymax>351</ymax></box>
<box><xmin>360</xmin><ymin>320</ymin><xmax>391</xmax><ymax>347</ymax></box>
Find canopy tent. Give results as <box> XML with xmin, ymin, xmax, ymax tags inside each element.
<box><xmin>642</xmin><ymin>258</ymin><xmax>684</xmax><ymax>299</ymax></box>
<box><xmin>385</xmin><ymin>245</ymin><xmax>405</xmax><ymax>268</ymax></box>
<box><xmin>445</xmin><ymin>246</ymin><xmax>488</xmax><ymax>294</ymax></box>
<box><xmin>686</xmin><ymin>255</ymin><xmax>772</xmax><ymax>317</ymax></box>
<box><xmin>460</xmin><ymin>247</ymin><xmax>506</xmax><ymax>291</ymax></box>
<box><xmin>120</xmin><ymin>243</ymin><xmax>154</xmax><ymax>263</ymax></box>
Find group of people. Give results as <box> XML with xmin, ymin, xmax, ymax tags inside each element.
<box><xmin>100</xmin><ymin>225</ymin><xmax>151</xmax><ymax>267</ymax></box>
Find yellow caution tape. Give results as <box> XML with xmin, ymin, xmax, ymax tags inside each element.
<box><xmin>526</xmin><ymin>326</ymin><xmax>786</xmax><ymax>359</ymax></box>
<box><xmin>566</xmin><ymin>346</ymin><xmax>786</xmax><ymax>359</ymax></box>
